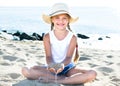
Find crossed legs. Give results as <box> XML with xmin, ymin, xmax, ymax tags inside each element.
<box><xmin>22</xmin><ymin>66</ymin><xmax>97</xmax><ymax>84</ymax></box>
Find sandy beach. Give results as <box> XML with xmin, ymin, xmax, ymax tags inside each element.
<box><xmin>0</xmin><ymin>37</ymin><xmax>120</xmax><ymax>86</ymax></box>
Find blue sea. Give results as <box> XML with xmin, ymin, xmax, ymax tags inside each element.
<box><xmin>0</xmin><ymin>7</ymin><xmax>120</xmax><ymax>50</ymax></box>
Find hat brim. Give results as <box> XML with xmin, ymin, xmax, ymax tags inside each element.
<box><xmin>42</xmin><ymin>14</ymin><xmax>79</xmax><ymax>24</ymax></box>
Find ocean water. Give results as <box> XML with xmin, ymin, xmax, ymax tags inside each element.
<box><xmin>0</xmin><ymin>7</ymin><xmax>120</xmax><ymax>34</ymax></box>
<box><xmin>0</xmin><ymin>7</ymin><xmax>120</xmax><ymax>50</ymax></box>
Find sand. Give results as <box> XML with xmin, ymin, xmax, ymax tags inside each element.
<box><xmin>0</xmin><ymin>37</ymin><xmax>120</xmax><ymax>86</ymax></box>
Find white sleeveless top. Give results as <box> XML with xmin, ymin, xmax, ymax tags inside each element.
<box><xmin>49</xmin><ymin>30</ymin><xmax>74</xmax><ymax>63</ymax></box>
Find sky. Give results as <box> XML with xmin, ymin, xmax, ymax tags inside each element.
<box><xmin>0</xmin><ymin>0</ymin><xmax>119</xmax><ymax>7</ymax></box>
<box><xmin>0</xmin><ymin>0</ymin><xmax>120</xmax><ymax>15</ymax></box>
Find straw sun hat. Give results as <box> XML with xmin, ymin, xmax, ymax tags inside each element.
<box><xmin>42</xmin><ymin>3</ymin><xmax>79</xmax><ymax>24</ymax></box>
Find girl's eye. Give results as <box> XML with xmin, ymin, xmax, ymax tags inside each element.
<box><xmin>63</xmin><ymin>17</ymin><xmax>67</xmax><ymax>20</ymax></box>
<box><xmin>53</xmin><ymin>15</ymin><xmax>69</xmax><ymax>20</ymax></box>
<box><xmin>56</xmin><ymin>17</ymin><xmax>59</xmax><ymax>19</ymax></box>
<box><xmin>54</xmin><ymin>16</ymin><xmax>59</xmax><ymax>19</ymax></box>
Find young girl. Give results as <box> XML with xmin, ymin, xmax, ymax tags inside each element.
<box><xmin>22</xmin><ymin>3</ymin><xmax>97</xmax><ymax>84</ymax></box>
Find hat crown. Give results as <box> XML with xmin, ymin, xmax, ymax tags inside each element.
<box><xmin>49</xmin><ymin>3</ymin><xmax>69</xmax><ymax>16</ymax></box>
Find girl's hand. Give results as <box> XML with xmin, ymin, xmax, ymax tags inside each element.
<box><xmin>48</xmin><ymin>67</ymin><xmax>56</xmax><ymax>73</ymax></box>
<box><xmin>48</xmin><ymin>63</ymin><xmax>64</xmax><ymax>74</ymax></box>
<box><xmin>56</xmin><ymin>66</ymin><xmax>64</xmax><ymax>74</ymax></box>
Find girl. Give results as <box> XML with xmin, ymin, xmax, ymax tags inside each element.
<box><xmin>22</xmin><ymin>3</ymin><xmax>97</xmax><ymax>84</ymax></box>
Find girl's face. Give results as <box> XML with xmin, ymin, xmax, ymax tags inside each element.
<box><xmin>51</xmin><ymin>14</ymin><xmax>70</xmax><ymax>30</ymax></box>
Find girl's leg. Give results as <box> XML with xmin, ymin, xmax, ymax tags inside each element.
<box><xmin>57</xmin><ymin>67</ymin><xmax>97</xmax><ymax>84</ymax></box>
<box><xmin>40</xmin><ymin>67</ymin><xmax>97</xmax><ymax>84</ymax></box>
<box><xmin>21</xmin><ymin>66</ymin><xmax>55</xmax><ymax>80</ymax></box>
<box><xmin>22</xmin><ymin>65</ymin><xmax>65</xmax><ymax>80</ymax></box>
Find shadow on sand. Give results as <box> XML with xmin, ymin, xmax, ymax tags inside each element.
<box><xmin>13</xmin><ymin>79</ymin><xmax>84</xmax><ymax>86</ymax></box>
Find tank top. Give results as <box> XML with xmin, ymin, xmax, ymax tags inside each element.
<box><xmin>49</xmin><ymin>30</ymin><xmax>73</xmax><ymax>63</ymax></box>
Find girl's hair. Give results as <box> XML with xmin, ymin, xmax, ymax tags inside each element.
<box><xmin>51</xmin><ymin>23</ymin><xmax>54</xmax><ymax>31</ymax></box>
<box><xmin>73</xmin><ymin>43</ymin><xmax>79</xmax><ymax>63</ymax></box>
<box><xmin>51</xmin><ymin>23</ymin><xmax>80</xmax><ymax>63</ymax></box>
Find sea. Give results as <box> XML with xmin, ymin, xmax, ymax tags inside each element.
<box><xmin>0</xmin><ymin>7</ymin><xmax>120</xmax><ymax>50</ymax></box>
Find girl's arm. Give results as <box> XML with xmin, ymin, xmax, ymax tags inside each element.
<box><xmin>43</xmin><ymin>33</ymin><xmax>54</xmax><ymax>65</ymax></box>
<box><xmin>62</xmin><ymin>35</ymin><xmax>77</xmax><ymax>66</ymax></box>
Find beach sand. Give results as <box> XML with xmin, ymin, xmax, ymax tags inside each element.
<box><xmin>0</xmin><ymin>37</ymin><xmax>120</xmax><ymax>86</ymax></box>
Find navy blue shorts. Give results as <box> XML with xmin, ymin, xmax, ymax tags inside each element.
<box><xmin>57</xmin><ymin>62</ymin><xmax>75</xmax><ymax>75</ymax></box>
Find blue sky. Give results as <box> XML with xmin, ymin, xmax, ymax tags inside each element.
<box><xmin>0</xmin><ymin>0</ymin><xmax>120</xmax><ymax>16</ymax></box>
<box><xmin>0</xmin><ymin>0</ymin><xmax>119</xmax><ymax>8</ymax></box>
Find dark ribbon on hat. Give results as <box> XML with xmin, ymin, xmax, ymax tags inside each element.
<box><xmin>49</xmin><ymin>10</ymin><xmax>68</xmax><ymax>16</ymax></box>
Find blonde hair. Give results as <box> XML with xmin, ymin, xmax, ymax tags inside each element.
<box><xmin>51</xmin><ymin>23</ymin><xmax>80</xmax><ymax>63</ymax></box>
<box><xmin>73</xmin><ymin>43</ymin><xmax>79</xmax><ymax>63</ymax></box>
